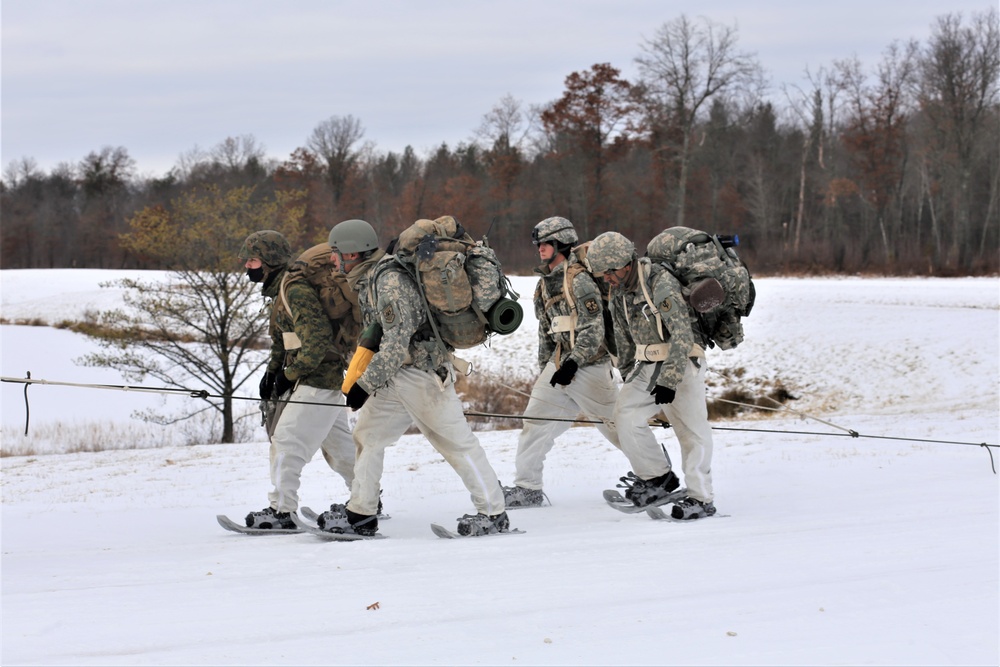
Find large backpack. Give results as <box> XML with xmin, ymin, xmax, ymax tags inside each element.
<box><xmin>645</xmin><ymin>227</ymin><xmax>756</xmax><ymax>350</ymax></box>
<box><xmin>387</xmin><ymin>215</ymin><xmax>522</xmax><ymax>350</ymax></box>
<box><xmin>278</xmin><ymin>242</ymin><xmax>361</xmax><ymax>359</ymax></box>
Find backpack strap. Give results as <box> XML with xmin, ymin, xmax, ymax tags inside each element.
<box><xmin>538</xmin><ymin>261</ymin><xmax>585</xmax><ymax>351</ymax></box>
<box><xmin>636</xmin><ymin>260</ymin><xmax>665</xmax><ymax>341</ymax></box>
<box><xmin>560</xmin><ymin>262</ymin><xmax>587</xmax><ymax>350</ymax></box>
<box><xmin>278</xmin><ymin>273</ymin><xmax>293</xmax><ymax>320</ymax></box>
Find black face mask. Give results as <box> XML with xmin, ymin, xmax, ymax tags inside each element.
<box><xmin>246</xmin><ymin>266</ymin><xmax>265</xmax><ymax>283</ymax></box>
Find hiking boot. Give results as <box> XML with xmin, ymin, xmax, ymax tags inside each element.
<box><xmin>327</xmin><ymin>491</ymin><xmax>386</xmax><ymax>519</ymax></box>
<box><xmin>317</xmin><ymin>503</ymin><xmax>378</xmax><ymax>536</ymax></box>
<box><xmin>245</xmin><ymin>506</ymin><xmax>296</xmax><ymax>530</ymax></box>
<box><xmin>620</xmin><ymin>470</ymin><xmax>680</xmax><ymax>508</ymax></box>
<box><xmin>456</xmin><ymin>511</ymin><xmax>510</xmax><ymax>536</ymax></box>
<box><xmin>330</xmin><ymin>491</ymin><xmax>389</xmax><ymax>519</ymax></box>
<box><xmin>670</xmin><ymin>496</ymin><xmax>717</xmax><ymax>520</ymax></box>
<box><xmin>502</xmin><ymin>484</ymin><xmax>544</xmax><ymax>508</ymax></box>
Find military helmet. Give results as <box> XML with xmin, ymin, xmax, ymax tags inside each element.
<box><xmin>328</xmin><ymin>219</ymin><xmax>379</xmax><ymax>253</ymax></box>
<box><xmin>586</xmin><ymin>232</ymin><xmax>635</xmax><ymax>275</ymax></box>
<box><xmin>532</xmin><ymin>216</ymin><xmax>579</xmax><ymax>247</ymax></box>
<box><xmin>239</xmin><ymin>230</ymin><xmax>292</xmax><ymax>267</ymax></box>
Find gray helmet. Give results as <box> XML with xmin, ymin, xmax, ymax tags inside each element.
<box><xmin>239</xmin><ymin>230</ymin><xmax>292</xmax><ymax>266</ymax></box>
<box><xmin>532</xmin><ymin>216</ymin><xmax>579</xmax><ymax>247</ymax></box>
<box><xmin>328</xmin><ymin>219</ymin><xmax>379</xmax><ymax>253</ymax></box>
<box><xmin>586</xmin><ymin>232</ymin><xmax>635</xmax><ymax>275</ymax></box>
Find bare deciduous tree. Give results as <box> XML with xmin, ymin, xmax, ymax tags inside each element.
<box><xmin>307</xmin><ymin>114</ymin><xmax>366</xmax><ymax>205</ymax></box>
<box><xmin>915</xmin><ymin>8</ymin><xmax>1000</xmax><ymax>269</ymax></box>
<box><xmin>209</xmin><ymin>134</ymin><xmax>268</xmax><ymax>172</ymax></box>
<box><xmin>782</xmin><ymin>68</ymin><xmax>836</xmax><ymax>256</ymax></box>
<box><xmin>635</xmin><ymin>15</ymin><xmax>763</xmax><ymax>226</ymax></box>
<box><xmin>476</xmin><ymin>94</ymin><xmax>532</xmax><ymax>233</ymax></box>
<box><xmin>476</xmin><ymin>94</ymin><xmax>532</xmax><ymax>153</ymax></box>
<box><xmin>835</xmin><ymin>41</ymin><xmax>919</xmax><ymax>266</ymax></box>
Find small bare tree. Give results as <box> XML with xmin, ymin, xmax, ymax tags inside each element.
<box><xmin>79</xmin><ymin>184</ymin><xmax>306</xmax><ymax>443</ymax></box>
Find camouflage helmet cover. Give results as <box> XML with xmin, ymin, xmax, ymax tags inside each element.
<box><xmin>328</xmin><ymin>219</ymin><xmax>379</xmax><ymax>254</ymax></box>
<box><xmin>239</xmin><ymin>230</ymin><xmax>292</xmax><ymax>266</ymax></box>
<box><xmin>532</xmin><ymin>216</ymin><xmax>579</xmax><ymax>247</ymax></box>
<box><xmin>586</xmin><ymin>231</ymin><xmax>635</xmax><ymax>275</ymax></box>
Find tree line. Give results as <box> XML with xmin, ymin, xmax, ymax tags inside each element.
<box><xmin>2</xmin><ymin>11</ymin><xmax>997</xmax><ymax>276</ymax></box>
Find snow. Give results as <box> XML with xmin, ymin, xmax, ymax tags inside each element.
<box><xmin>1</xmin><ymin>269</ymin><xmax>998</xmax><ymax>666</ymax></box>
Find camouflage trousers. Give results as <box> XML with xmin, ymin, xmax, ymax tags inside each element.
<box><xmin>347</xmin><ymin>366</ymin><xmax>506</xmax><ymax>517</ymax></box>
<box><xmin>268</xmin><ymin>384</ymin><xmax>356</xmax><ymax>513</ymax></box>
<box><xmin>614</xmin><ymin>358</ymin><xmax>714</xmax><ymax>503</ymax></box>
<box><xmin>513</xmin><ymin>359</ymin><xmax>621</xmax><ymax>490</ymax></box>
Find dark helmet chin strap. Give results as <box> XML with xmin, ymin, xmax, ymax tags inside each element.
<box><xmin>555</xmin><ymin>241</ymin><xmax>574</xmax><ymax>259</ymax></box>
<box><xmin>261</xmin><ymin>266</ymin><xmax>282</xmax><ymax>290</ymax></box>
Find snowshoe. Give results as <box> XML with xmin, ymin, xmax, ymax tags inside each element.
<box><xmin>502</xmin><ymin>484</ymin><xmax>545</xmax><ymax>508</ymax></box>
<box><xmin>619</xmin><ymin>470</ymin><xmax>680</xmax><ymax>507</ymax></box>
<box><xmin>670</xmin><ymin>496</ymin><xmax>717</xmax><ymax>520</ymax></box>
<box><xmin>244</xmin><ymin>506</ymin><xmax>296</xmax><ymax>530</ymax></box>
<box><xmin>456</xmin><ymin>511</ymin><xmax>510</xmax><ymax>536</ymax></box>
<box><xmin>316</xmin><ymin>503</ymin><xmax>378</xmax><ymax>536</ymax></box>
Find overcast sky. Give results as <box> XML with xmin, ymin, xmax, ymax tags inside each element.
<box><xmin>2</xmin><ymin>0</ymin><xmax>994</xmax><ymax>178</ymax></box>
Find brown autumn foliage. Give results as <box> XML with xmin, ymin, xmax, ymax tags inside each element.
<box><xmin>2</xmin><ymin>11</ymin><xmax>996</xmax><ymax>276</ymax></box>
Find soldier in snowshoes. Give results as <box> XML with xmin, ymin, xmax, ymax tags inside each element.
<box><xmin>318</xmin><ymin>219</ymin><xmax>511</xmax><ymax>537</ymax></box>
<box><xmin>586</xmin><ymin>231</ymin><xmax>717</xmax><ymax>520</ymax></box>
<box><xmin>501</xmin><ymin>217</ymin><xmax>621</xmax><ymax>508</ymax></box>
<box><xmin>239</xmin><ymin>230</ymin><xmax>357</xmax><ymax>530</ymax></box>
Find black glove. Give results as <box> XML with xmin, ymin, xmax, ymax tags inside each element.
<box><xmin>549</xmin><ymin>359</ymin><xmax>579</xmax><ymax>387</ymax></box>
<box><xmin>258</xmin><ymin>372</ymin><xmax>276</xmax><ymax>399</ymax></box>
<box><xmin>651</xmin><ymin>385</ymin><xmax>676</xmax><ymax>405</ymax></box>
<box><xmin>273</xmin><ymin>370</ymin><xmax>294</xmax><ymax>398</ymax></box>
<box><xmin>345</xmin><ymin>383</ymin><xmax>370</xmax><ymax>411</ymax></box>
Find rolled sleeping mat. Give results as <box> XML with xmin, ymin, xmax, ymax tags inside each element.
<box><xmin>487</xmin><ymin>297</ymin><xmax>523</xmax><ymax>335</ymax></box>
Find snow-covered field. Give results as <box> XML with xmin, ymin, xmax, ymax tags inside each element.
<box><xmin>1</xmin><ymin>270</ymin><xmax>998</xmax><ymax>666</ymax></box>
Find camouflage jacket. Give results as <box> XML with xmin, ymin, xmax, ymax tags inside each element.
<box><xmin>264</xmin><ymin>267</ymin><xmax>346</xmax><ymax>390</ymax></box>
<box><xmin>351</xmin><ymin>252</ymin><xmax>451</xmax><ymax>393</ymax></box>
<box><xmin>533</xmin><ymin>257</ymin><xmax>609</xmax><ymax>371</ymax></box>
<box><xmin>608</xmin><ymin>258</ymin><xmax>698</xmax><ymax>390</ymax></box>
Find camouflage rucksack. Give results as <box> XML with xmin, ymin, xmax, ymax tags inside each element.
<box><xmin>279</xmin><ymin>243</ymin><xmax>361</xmax><ymax>359</ymax></box>
<box><xmin>389</xmin><ymin>215</ymin><xmax>522</xmax><ymax>349</ymax></box>
<box><xmin>645</xmin><ymin>227</ymin><xmax>756</xmax><ymax>350</ymax></box>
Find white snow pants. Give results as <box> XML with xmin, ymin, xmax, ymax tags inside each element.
<box><xmin>268</xmin><ymin>384</ymin><xmax>355</xmax><ymax>513</ymax></box>
<box><xmin>614</xmin><ymin>358</ymin><xmax>714</xmax><ymax>502</ymax></box>
<box><xmin>347</xmin><ymin>366</ymin><xmax>506</xmax><ymax>517</ymax></box>
<box><xmin>513</xmin><ymin>360</ymin><xmax>621</xmax><ymax>490</ymax></box>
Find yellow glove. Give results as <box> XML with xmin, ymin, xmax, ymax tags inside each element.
<box><xmin>342</xmin><ymin>322</ymin><xmax>383</xmax><ymax>394</ymax></box>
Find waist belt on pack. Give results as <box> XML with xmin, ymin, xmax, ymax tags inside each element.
<box><xmin>548</xmin><ymin>314</ymin><xmax>575</xmax><ymax>334</ymax></box>
<box><xmin>634</xmin><ymin>343</ymin><xmax>670</xmax><ymax>362</ymax></box>
<box><xmin>635</xmin><ymin>343</ymin><xmax>705</xmax><ymax>363</ymax></box>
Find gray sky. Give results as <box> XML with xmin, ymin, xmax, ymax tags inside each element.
<box><xmin>2</xmin><ymin>0</ymin><xmax>993</xmax><ymax>177</ymax></box>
